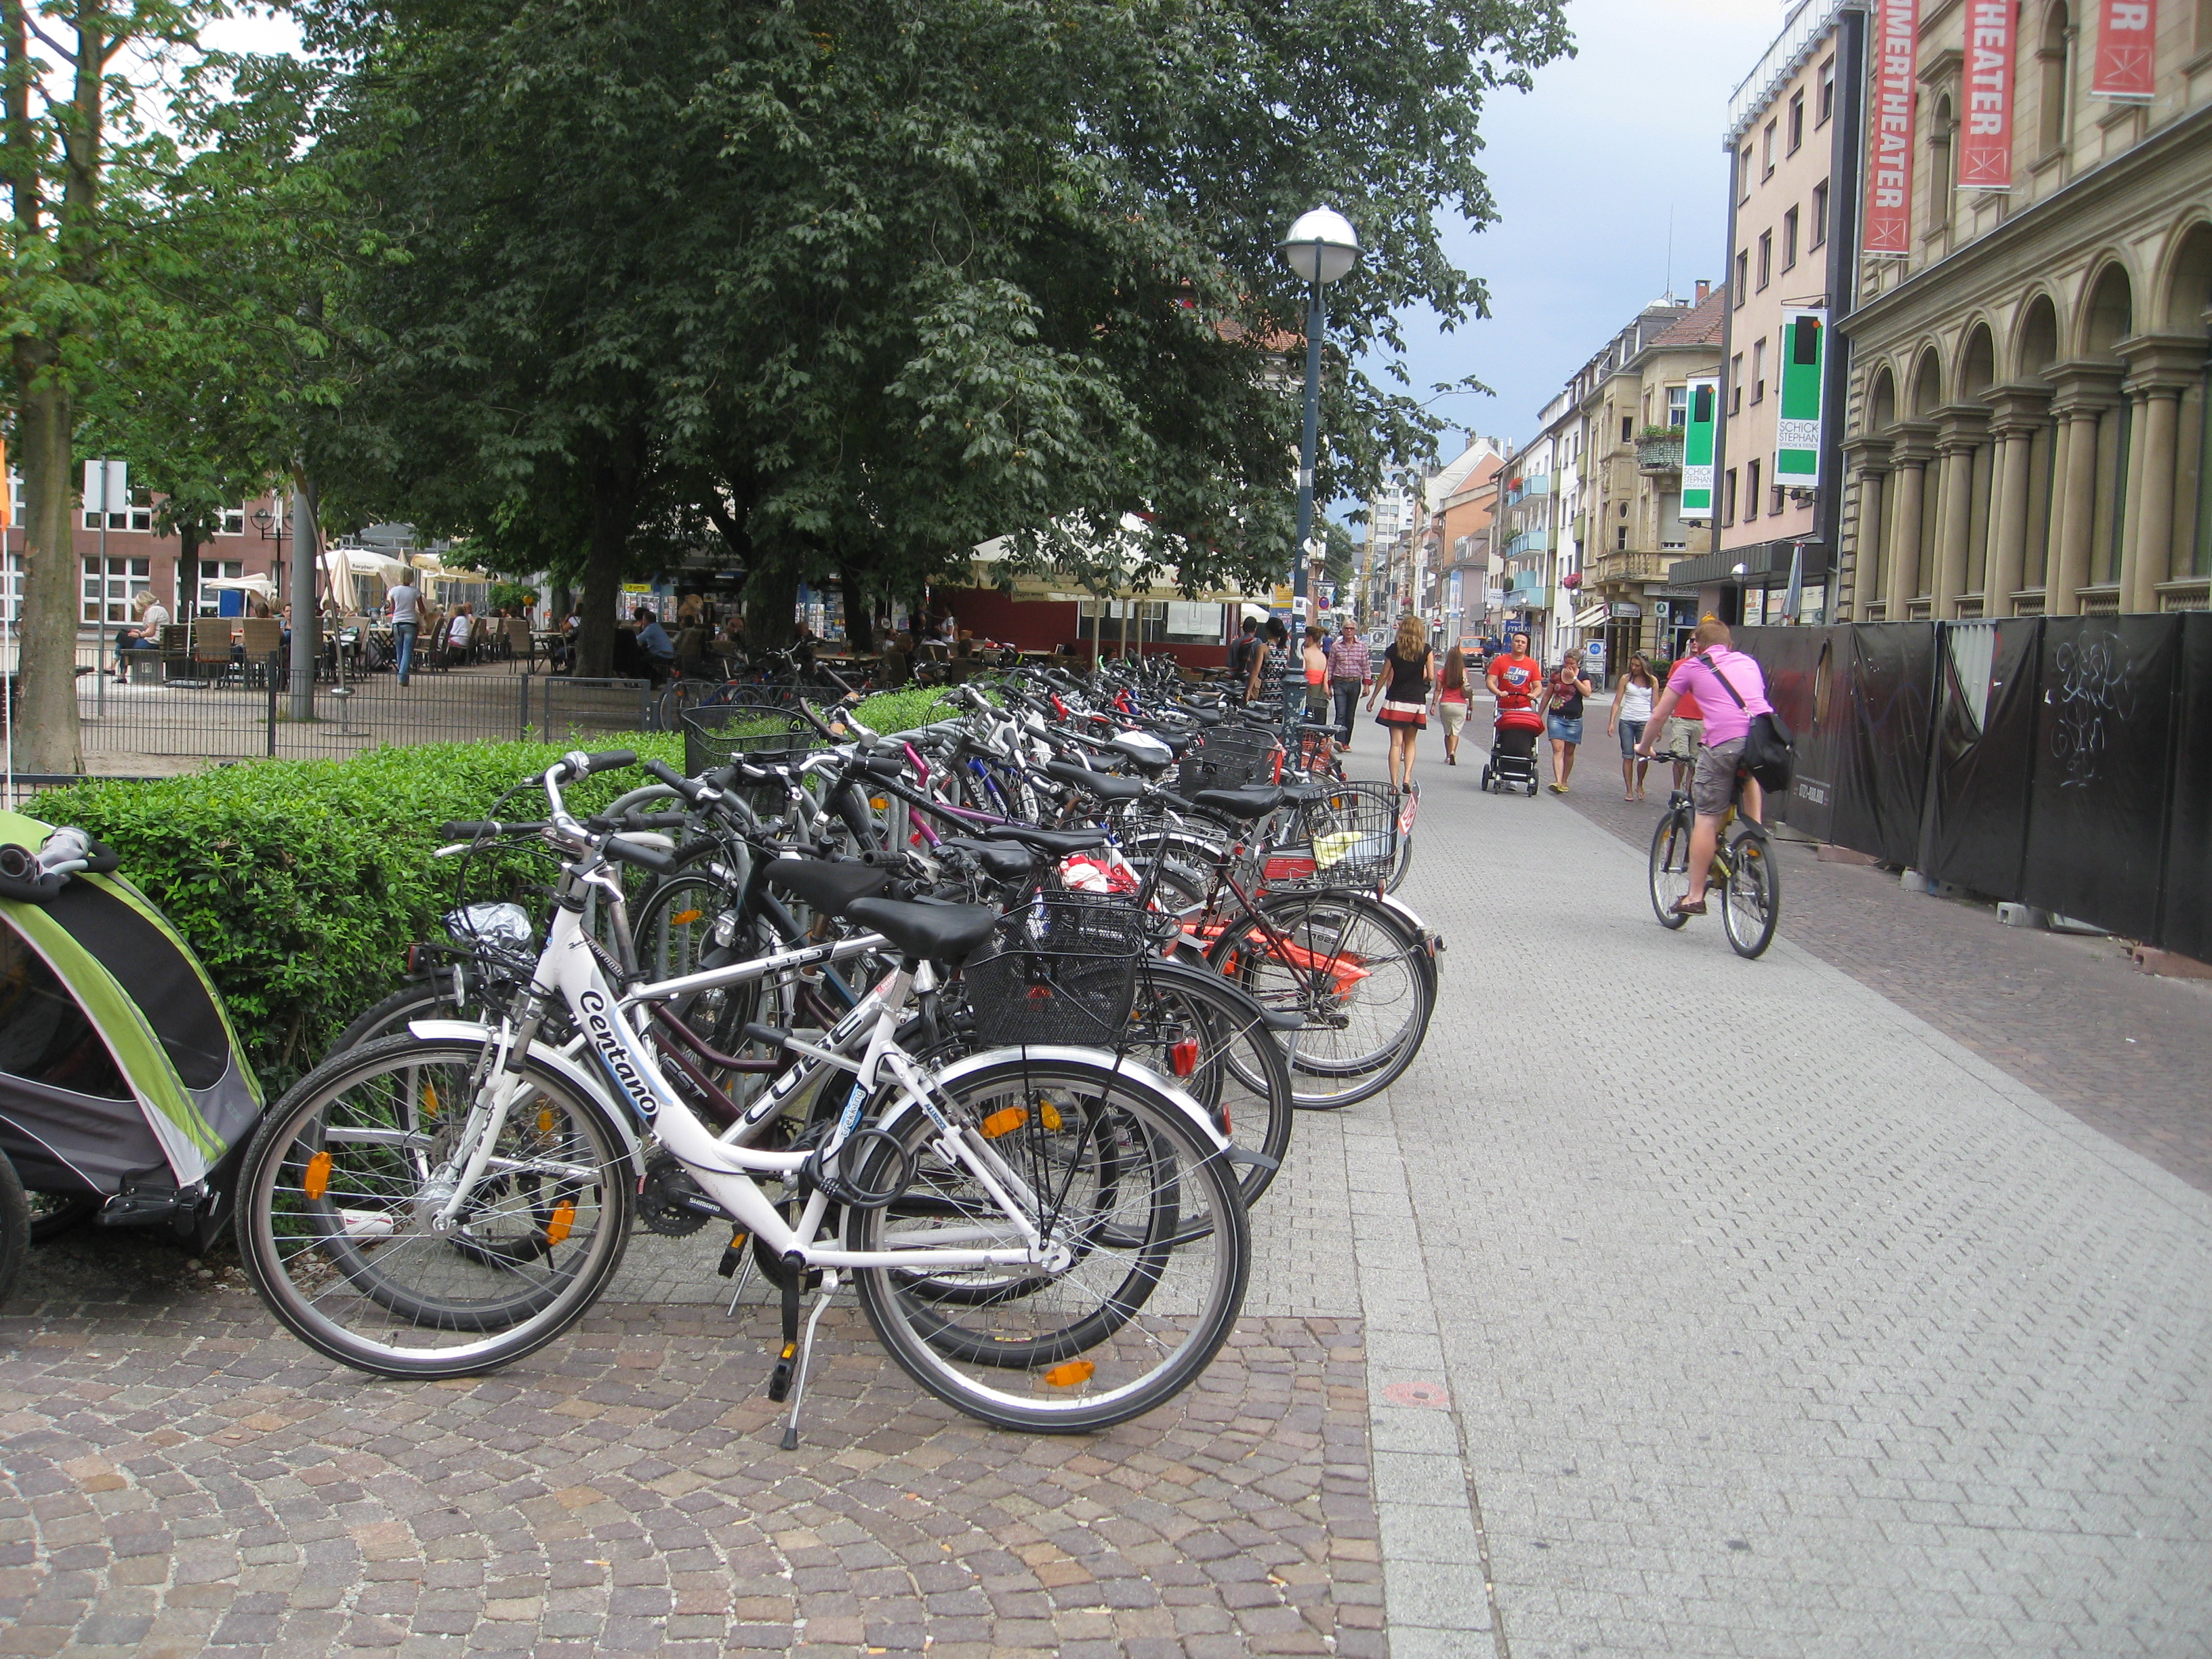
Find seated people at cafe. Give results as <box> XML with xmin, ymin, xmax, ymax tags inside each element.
<box><xmin>943</xmin><ymin>634</ymin><xmax>979</xmax><ymax>685</ymax></box>
<box><xmin>877</xmin><ymin>630</ymin><xmax>913</xmax><ymax>688</ymax></box>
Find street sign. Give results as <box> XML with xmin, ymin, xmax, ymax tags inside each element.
<box><xmin>83</xmin><ymin>459</ymin><xmax>128</xmax><ymax>516</ymax></box>
<box><xmin>1611</xmin><ymin>602</ymin><xmax>1642</xmax><ymax>618</ymax></box>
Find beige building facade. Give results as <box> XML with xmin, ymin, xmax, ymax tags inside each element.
<box><xmin>1840</xmin><ymin>0</ymin><xmax>2212</xmax><ymax>619</ymax></box>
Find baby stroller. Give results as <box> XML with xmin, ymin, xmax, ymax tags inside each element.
<box><xmin>1480</xmin><ymin>701</ymin><xmax>1544</xmax><ymax>796</ymax></box>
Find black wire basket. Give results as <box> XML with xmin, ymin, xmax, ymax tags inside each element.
<box><xmin>962</xmin><ymin>892</ymin><xmax>1143</xmax><ymax>1048</ymax></box>
<box><xmin>681</xmin><ymin>703</ymin><xmax>824</xmax><ymax>777</ymax></box>
<box><xmin>1175</xmin><ymin>724</ymin><xmax>1283</xmax><ymax>796</ymax></box>
<box><xmin>1263</xmin><ymin>782</ymin><xmax>1399</xmax><ymax>890</ymax></box>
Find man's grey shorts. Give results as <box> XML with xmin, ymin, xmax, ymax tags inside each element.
<box><xmin>1692</xmin><ymin>737</ymin><xmax>1746</xmax><ymax>817</ymax></box>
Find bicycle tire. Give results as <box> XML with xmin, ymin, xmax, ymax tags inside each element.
<box><xmin>848</xmin><ymin>1053</ymin><xmax>1248</xmax><ymax>1434</ymax></box>
<box><xmin>1721</xmin><ymin>826</ymin><xmax>1780</xmax><ymax>959</ymax></box>
<box><xmin>1649</xmin><ymin>808</ymin><xmax>1693</xmax><ymax>928</ymax></box>
<box><xmin>1205</xmin><ymin>890</ymin><xmax>1434</xmax><ymax>1109</ymax></box>
<box><xmin>1125</xmin><ymin>959</ymin><xmax>1294</xmax><ymax>1206</ymax></box>
<box><xmin>234</xmin><ymin>1035</ymin><xmax>634</xmax><ymax>1379</ymax></box>
<box><xmin>331</xmin><ymin>972</ymin><xmax>476</xmax><ymax>1054</ymax></box>
<box><xmin>0</xmin><ymin>1153</ymin><xmax>28</xmax><ymax>1309</ymax></box>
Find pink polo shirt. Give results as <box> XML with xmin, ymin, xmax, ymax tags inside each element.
<box><xmin>1666</xmin><ymin>649</ymin><xmax>1771</xmax><ymax>747</ymax></box>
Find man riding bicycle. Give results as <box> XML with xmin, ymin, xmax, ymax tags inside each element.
<box><xmin>1635</xmin><ymin>618</ymin><xmax>1771</xmax><ymax>918</ymax></box>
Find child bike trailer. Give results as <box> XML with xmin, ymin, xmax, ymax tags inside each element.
<box><xmin>0</xmin><ymin>809</ymin><xmax>262</xmax><ymax>1251</ymax></box>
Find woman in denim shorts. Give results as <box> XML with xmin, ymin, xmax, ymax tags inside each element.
<box><xmin>1538</xmin><ymin>649</ymin><xmax>1595</xmax><ymax>794</ymax></box>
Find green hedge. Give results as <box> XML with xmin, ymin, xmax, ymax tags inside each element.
<box><xmin>35</xmin><ymin>689</ymin><xmax>956</xmax><ymax>1092</ymax></box>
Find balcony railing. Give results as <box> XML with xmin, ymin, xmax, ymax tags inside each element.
<box><xmin>1635</xmin><ymin>434</ymin><xmax>1683</xmax><ymax>475</ymax></box>
<box><xmin>1590</xmin><ymin>550</ymin><xmax>1673</xmax><ymax>586</ymax></box>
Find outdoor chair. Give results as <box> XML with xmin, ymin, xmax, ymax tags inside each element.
<box><xmin>239</xmin><ymin>617</ymin><xmax>284</xmax><ymax>687</ymax></box>
<box><xmin>191</xmin><ymin>619</ymin><xmax>239</xmax><ymax>686</ymax></box>
<box><xmin>501</xmin><ymin>617</ymin><xmax>529</xmax><ymax>661</ymax></box>
<box><xmin>157</xmin><ymin>622</ymin><xmax>197</xmax><ymax>684</ymax></box>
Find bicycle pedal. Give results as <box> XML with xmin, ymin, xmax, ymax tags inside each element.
<box><xmin>716</xmin><ymin>1229</ymin><xmax>750</xmax><ymax>1279</ymax></box>
<box><xmin>767</xmin><ymin>1342</ymin><xmax>798</xmax><ymax>1402</ymax></box>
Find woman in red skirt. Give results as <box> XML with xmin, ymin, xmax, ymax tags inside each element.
<box><xmin>1365</xmin><ymin>614</ymin><xmax>1434</xmax><ymax>792</ymax></box>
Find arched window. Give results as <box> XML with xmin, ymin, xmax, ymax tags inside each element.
<box><xmin>2039</xmin><ymin>5</ymin><xmax>2073</xmax><ymax>157</ymax></box>
<box><xmin>1931</xmin><ymin>95</ymin><xmax>1954</xmax><ymax>232</ymax></box>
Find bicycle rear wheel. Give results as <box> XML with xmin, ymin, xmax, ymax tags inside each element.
<box><xmin>1206</xmin><ymin>890</ymin><xmax>1433</xmax><ymax>1109</ymax></box>
<box><xmin>849</xmin><ymin>1054</ymin><xmax>1247</xmax><ymax>1433</ymax></box>
<box><xmin>235</xmin><ymin>1036</ymin><xmax>634</xmax><ymax>1378</ymax></box>
<box><xmin>1721</xmin><ymin>827</ymin><xmax>1780</xmax><ymax>959</ymax></box>
<box><xmin>1126</xmin><ymin>959</ymin><xmax>1294</xmax><ymax>1206</ymax></box>
<box><xmin>1649</xmin><ymin>808</ymin><xmax>1693</xmax><ymax>928</ymax></box>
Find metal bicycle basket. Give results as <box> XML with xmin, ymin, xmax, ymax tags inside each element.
<box><xmin>680</xmin><ymin>703</ymin><xmax>823</xmax><ymax>776</ymax></box>
<box><xmin>1175</xmin><ymin>724</ymin><xmax>1283</xmax><ymax>796</ymax></box>
<box><xmin>1263</xmin><ymin>782</ymin><xmax>1398</xmax><ymax>889</ymax></box>
<box><xmin>962</xmin><ymin>892</ymin><xmax>1143</xmax><ymax>1048</ymax></box>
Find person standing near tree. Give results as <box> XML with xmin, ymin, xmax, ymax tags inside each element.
<box><xmin>1326</xmin><ymin>617</ymin><xmax>1370</xmax><ymax>747</ymax></box>
<box><xmin>1365</xmin><ymin>614</ymin><xmax>1433</xmax><ymax>792</ymax></box>
<box><xmin>1537</xmin><ymin>647</ymin><xmax>1594</xmax><ymax>795</ymax></box>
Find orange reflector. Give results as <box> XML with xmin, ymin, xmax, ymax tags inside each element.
<box><xmin>980</xmin><ymin>1106</ymin><xmax>1029</xmax><ymax>1139</ymax></box>
<box><xmin>1038</xmin><ymin>1101</ymin><xmax>1062</xmax><ymax>1131</ymax></box>
<box><xmin>670</xmin><ymin>909</ymin><xmax>704</xmax><ymax>926</ymax></box>
<box><xmin>537</xmin><ymin>1108</ymin><xmax>555</xmax><ymax>1134</ymax></box>
<box><xmin>303</xmin><ymin>1151</ymin><xmax>332</xmax><ymax>1200</ymax></box>
<box><xmin>545</xmin><ymin>1200</ymin><xmax>576</xmax><ymax>1246</ymax></box>
<box><xmin>869</xmin><ymin>797</ymin><xmax>889</xmax><ymax>811</ymax></box>
<box><xmin>1040</xmin><ymin>1360</ymin><xmax>1095</xmax><ymax>1389</ymax></box>
<box><xmin>422</xmin><ymin>1081</ymin><xmax>441</xmax><ymax>1116</ymax></box>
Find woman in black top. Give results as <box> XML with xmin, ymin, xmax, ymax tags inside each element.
<box><xmin>1364</xmin><ymin>615</ymin><xmax>1433</xmax><ymax>792</ymax></box>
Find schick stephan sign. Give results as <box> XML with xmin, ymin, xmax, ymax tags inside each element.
<box><xmin>1681</xmin><ymin>377</ymin><xmax>1719</xmax><ymax>518</ymax></box>
<box><xmin>1776</xmin><ymin>311</ymin><xmax>1826</xmax><ymax>485</ymax></box>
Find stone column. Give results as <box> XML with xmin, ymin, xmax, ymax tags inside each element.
<box><xmin>1982</xmin><ymin>384</ymin><xmax>2051</xmax><ymax>617</ymax></box>
<box><xmin>1840</xmin><ymin>434</ymin><xmax>1893</xmax><ymax>619</ymax></box>
<box><xmin>1884</xmin><ymin>423</ymin><xmax>1936</xmax><ymax>620</ymax></box>
<box><xmin>1931</xmin><ymin>407</ymin><xmax>1990</xmax><ymax>617</ymax></box>
<box><xmin>2044</xmin><ymin>363</ymin><xmax>2123</xmax><ymax>617</ymax></box>
<box><xmin>2116</xmin><ymin>335</ymin><xmax>2207</xmax><ymax>616</ymax></box>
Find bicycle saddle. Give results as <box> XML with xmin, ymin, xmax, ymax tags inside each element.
<box><xmin>765</xmin><ymin>855</ymin><xmax>894</xmax><ymax>914</ymax></box>
<box><xmin>977</xmin><ymin>824</ymin><xmax>1109</xmax><ymax>854</ymax></box>
<box><xmin>936</xmin><ymin>837</ymin><xmax>1038</xmax><ymax>882</ymax></box>
<box><xmin>844</xmin><ymin>897</ymin><xmax>998</xmax><ymax>963</ymax></box>
<box><xmin>1191</xmin><ymin>786</ymin><xmax>1284</xmax><ymax>821</ymax></box>
<box><xmin>1043</xmin><ymin>761</ymin><xmax>1145</xmax><ymax>804</ymax></box>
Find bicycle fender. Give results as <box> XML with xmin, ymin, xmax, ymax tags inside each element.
<box><xmin>1374</xmin><ymin>893</ymin><xmax>1445</xmax><ymax>964</ymax></box>
<box><xmin>877</xmin><ymin>1045</ymin><xmax>1231</xmax><ymax>1155</ymax></box>
<box><xmin>406</xmin><ymin>1019</ymin><xmax>649</xmax><ymax>1183</ymax></box>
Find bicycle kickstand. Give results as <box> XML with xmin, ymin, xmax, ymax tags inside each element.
<box><xmin>777</xmin><ymin>1270</ymin><xmax>838</xmax><ymax>1450</ymax></box>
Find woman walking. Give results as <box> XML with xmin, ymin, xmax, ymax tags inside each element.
<box><xmin>1431</xmin><ymin>646</ymin><xmax>1470</xmax><ymax>765</ymax></box>
<box><xmin>1246</xmin><ymin>616</ymin><xmax>1300</xmax><ymax>738</ymax></box>
<box><xmin>1607</xmin><ymin>651</ymin><xmax>1658</xmax><ymax>800</ymax></box>
<box><xmin>1366</xmin><ymin>615</ymin><xmax>1433</xmax><ymax>792</ymax></box>
<box><xmin>1538</xmin><ymin>647</ymin><xmax>1595</xmax><ymax>795</ymax></box>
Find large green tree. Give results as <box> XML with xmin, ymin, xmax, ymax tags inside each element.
<box><xmin>310</xmin><ymin>0</ymin><xmax>1570</xmax><ymax>671</ymax></box>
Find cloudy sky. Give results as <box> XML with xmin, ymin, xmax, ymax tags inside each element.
<box><xmin>1382</xmin><ymin>0</ymin><xmax>1788</xmax><ymax>461</ymax></box>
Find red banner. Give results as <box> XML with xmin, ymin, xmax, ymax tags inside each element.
<box><xmin>2092</xmin><ymin>0</ymin><xmax>2158</xmax><ymax>100</ymax></box>
<box><xmin>1865</xmin><ymin>0</ymin><xmax>1920</xmax><ymax>256</ymax></box>
<box><xmin>1959</xmin><ymin>0</ymin><xmax>2015</xmax><ymax>189</ymax></box>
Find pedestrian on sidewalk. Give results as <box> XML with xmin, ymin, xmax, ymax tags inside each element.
<box><xmin>1538</xmin><ymin>647</ymin><xmax>1594</xmax><ymax>794</ymax></box>
<box><xmin>1607</xmin><ymin>651</ymin><xmax>1658</xmax><ymax>800</ymax></box>
<box><xmin>1246</xmin><ymin>616</ymin><xmax>1300</xmax><ymax>738</ymax></box>
<box><xmin>1635</xmin><ymin>617</ymin><xmax>1772</xmax><ymax>916</ymax></box>
<box><xmin>1326</xmin><ymin>617</ymin><xmax>1370</xmax><ymax>747</ymax></box>
<box><xmin>1486</xmin><ymin>630</ymin><xmax>1541</xmax><ymax>710</ymax></box>
<box><xmin>1227</xmin><ymin>614</ymin><xmax>1261</xmax><ymax>701</ymax></box>
<box><xmin>1366</xmin><ymin>614</ymin><xmax>1433</xmax><ymax>792</ymax></box>
<box><xmin>1431</xmin><ymin>646</ymin><xmax>1470</xmax><ymax>765</ymax></box>
<box><xmin>1300</xmin><ymin>624</ymin><xmax>1331</xmax><ymax>729</ymax></box>
<box><xmin>1659</xmin><ymin>674</ymin><xmax>1702</xmax><ymax>793</ymax></box>
<box><xmin>388</xmin><ymin>574</ymin><xmax>421</xmax><ymax>685</ymax></box>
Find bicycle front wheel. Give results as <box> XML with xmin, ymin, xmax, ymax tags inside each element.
<box><xmin>1649</xmin><ymin>808</ymin><xmax>1693</xmax><ymax>928</ymax></box>
<box><xmin>849</xmin><ymin>1054</ymin><xmax>1248</xmax><ymax>1434</ymax></box>
<box><xmin>1721</xmin><ymin>827</ymin><xmax>1780</xmax><ymax>959</ymax></box>
<box><xmin>235</xmin><ymin>1036</ymin><xmax>635</xmax><ymax>1378</ymax></box>
<box><xmin>1127</xmin><ymin>959</ymin><xmax>1294</xmax><ymax>1206</ymax></box>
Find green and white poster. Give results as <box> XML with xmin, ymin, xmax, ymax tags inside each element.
<box><xmin>1777</xmin><ymin>310</ymin><xmax>1826</xmax><ymax>483</ymax></box>
<box><xmin>1681</xmin><ymin>377</ymin><xmax>1719</xmax><ymax>517</ymax></box>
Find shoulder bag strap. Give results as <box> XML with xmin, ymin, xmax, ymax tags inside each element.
<box><xmin>1698</xmin><ymin>649</ymin><xmax>1749</xmax><ymax>711</ymax></box>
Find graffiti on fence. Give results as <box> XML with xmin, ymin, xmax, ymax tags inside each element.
<box><xmin>2046</xmin><ymin>631</ymin><xmax>2132</xmax><ymax>788</ymax></box>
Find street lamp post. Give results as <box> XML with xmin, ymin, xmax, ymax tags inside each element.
<box><xmin>1276</xmin><ymin>209</ymin><xmax>1361</xmax><ymax>619</ymax></box>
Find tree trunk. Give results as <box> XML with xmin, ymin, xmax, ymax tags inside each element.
<box><xmin>178</xmin><ymin>523</ymin><xmax>201</xmax><ymax>619</ymax></box>
<box><xmin>13</xmin><ymin>373</ymin><xmax>80</xmax><ymax>775</ymax></box>
<box><xmin>745</xmin><ymin>560</ymin><xmax>799</xmax><ymax>651</ymax></box>
<box><xmin>837</xmin><ymin>565</ymin><xmax>875</xmax><ymax>654</ymax></box>
<box><xmin>574</xmin><ymin>438</ymin><xmax>645</xmax><ymax>678</ymax></box>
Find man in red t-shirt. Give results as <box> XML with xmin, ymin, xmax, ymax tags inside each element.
<box><xmin>1486</xmin><ymin>631</ymin><xmax>1541</xmax><ymax>710</ymax></box>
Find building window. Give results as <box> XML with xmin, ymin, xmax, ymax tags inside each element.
<box><xmin>0</xmin><ymin>554</ymin><xmax>21</xmax><ymax>623</ymax></box>
<box><xmin>1788</xmin><ymin>91</ymin><xmax>1805</xmax><ymax>155</ymax></box>
<box><xmin>1930</xmin><ymin>94</ymin><xmax>1954</xmax><ymax>228</ymax></box>
<box><xmin>1810</xmin><ymin>180</ymin><xmax>1829</xmax><ymax>249</ymax></box>
<box><xmin>217</xmin><ymin>509</ymin><xmax>246</xmax><ymax>537</ymax></box>
<box><xmin>1723</xmin><ymin>469</ymin><xmax>1739</xmax><ymax>527</ymax></box>
<box><xmin>1757</xmin><ymin>231</ymin><xmax>1772</xmax><ymax>289</ymax></box>
<box><xmin>80</xmin><ymin>557</ymin><xmax>151</xmax><ymax>625</ymax></box>
<box><xmin>81</xmin><ymin>496</ymin><xmax>153</xmax><ymax>533</ymax></box>
<box><xmin>1620</xmin><ymin>416</ymin><xmax>1633</xmax><ymax>445</ymax></box>
<box><xmin>1746</xmin><ymin>459</ymin><xmax>1762</xmax><ymax>517</ymax></box>
<box><xmin>1668</xmin><ymin>386</ymin><xmax>1688</xmax><ymax>428</ymax></box>
<box><xmin>1818</xmin><ymin>55</ymin><xmax>1836</xmax><ymax>125</ymax></box>
<box><xmin>1740</xmin><ymin>146</ymin><xmax>1755</xmax><ymax>201</ymax></box>
<box><xmin>1763</xmin><ymin>119</ymin><xmax>1777</xmax><ymax>177</ymax></box>
<box><xmin>1617</xmin><ymin>525</ymin><xmax>1628</xmax><ymax>550</ymax></box>
<box><xmin>1752</xmin><ymin>337</ymin><xmax>1766</xmax><ymax>403</ymax></box>
<box><xmin>2039</xmin><ymin>5</ymin><xmax>2072</xmax><ymax>156</ymax></box>
<box><xmin>1771</xmin><ymin>483</ymin><xmax>1786</xmax><ymax>516</ymax></box>
<box><xmin>1730</xmin><ymin>354</ymin><xmax>1744</xmax><ymax>414</ymax></box>
<box><xmin>1735</xmin><ymin>249</ymin><xmax>1749</xmax><ymax>306</ymax></box>
<box><xmin>1782</xmin><ymin>207</ymin><xmax>1799</xmax><ymax>271</ymax></box>
<box><xmin>197</xmin><ymin>559</ymin><xmax>245</xmax><ymax>614</ymax></box>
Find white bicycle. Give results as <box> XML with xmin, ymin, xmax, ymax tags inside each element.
<box><xmin>235</xmin><ymin>750</ymin><xmax>1250</xmax><ymax>1439</ymax></box>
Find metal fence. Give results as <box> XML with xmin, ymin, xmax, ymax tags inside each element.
<box><xmin>54</xmin><ymin>643</ymin><xmax>654</xmax><ymax>765</ymax></box>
